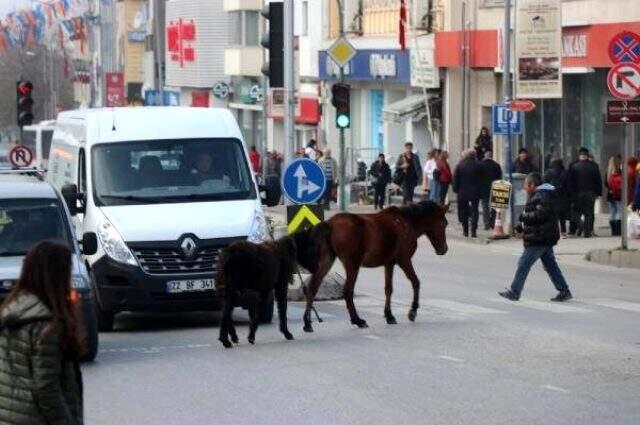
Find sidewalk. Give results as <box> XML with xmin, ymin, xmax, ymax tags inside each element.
<box><xmin>264</xmin><ymin>203</ymin><xmax>640</xmax><ymax>269</ymax></box>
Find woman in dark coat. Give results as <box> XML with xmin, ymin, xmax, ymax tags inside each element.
<box><xmin>369</xmin><ymin>153</ymin><xmax>392</xmax><ymax>210</ymax></box>
<box><xmin>474</xmin><ymin>127</ymin><xmax>493</xmax><ymax>160</ymax></box>
<box><xmin>544</xmin><ymin>158</ymin><xmax>570</xmax><ymax>235</ymax></box>
<box><xmin>0</xmin><ymin>241</ymin><xmax>84</xmax><ymax>425</ymax></box>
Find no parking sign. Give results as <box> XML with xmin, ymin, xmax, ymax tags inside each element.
<box><xmin>8</xmin><ymin>145</ymin><xmax>34</xmax><ymax>168</ymax></box>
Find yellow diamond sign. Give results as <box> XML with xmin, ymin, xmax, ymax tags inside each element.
<box><xmin>328</xmin><ymin>37</ymin><xmax>357</xmax><ymax>68</ymax></box>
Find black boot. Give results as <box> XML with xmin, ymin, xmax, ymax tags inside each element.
<box><xmin>614</xmin><ymin>220</ymin><xmax>622</xmax><ymax>236</ymax></box>
<box><xmin>463</xmin><ymin>224</ymin><xmax>469</xmax><ymax>238</ymax></box>
<box><xmin>610</xmin><ymin>220</ymin><xmax>616</xmax><ymax>236</ymax></box>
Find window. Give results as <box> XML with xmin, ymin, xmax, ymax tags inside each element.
<box><xmin>91</xmin><ymin>139</ymin><xmax>256</xmax><ymax>206</ymax></box>
<box><xmin>301</xmin><ymin>1</ymin><xmax>309</xmax><ymax>36</ymax></box>
<box><xmin>78</xmin><ymin>148</ymin><xmax>87</xmax><ymax>193</ymax></box>
<box><xmin>245</xmin><ymin>11</ymin><xmax>260</xmax><ymax>46</ymax></box>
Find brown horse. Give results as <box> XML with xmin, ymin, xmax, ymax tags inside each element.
<box><xmin>303</xmin><ymin>200</ymin><xmax>449</xmax><ymax>332</ymax></box>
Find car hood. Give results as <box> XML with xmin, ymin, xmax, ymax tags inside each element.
<box><xmin>99</xmin><ymin>200</ymin><xmax>258</xmax><ymax>242</ymax></box>
<box><xmin>0</xmin><ymin>254</ymin><xmax>83</xmax><ymax>281</ymax></box>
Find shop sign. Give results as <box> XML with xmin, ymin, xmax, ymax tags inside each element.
<box><xmin>319</xmin><ymin>49</ymin><xmax>410</xmax><ymax>83</ymax></box>
<box><xmin>515</xmin><ymin>0</ymin><xmax>563</xmax><ymax>99</ymax></box>
<box><xmin>144</xmin><ymin>89</ymin><xmax>181</xmax><ymax>106</ymax></box>
<box><xmin>490</xmin><ymin>180</ymin><xmax>512</xmax><ymax>210</ymax></box>
<box><xmin>410</xmin><ymin>33</ymin><xmax>439</xmax><ymax>89</ymax></box>
<box><xmin>105</xmin><ymin>72</ymin><xmax>125</xmax><ymax>107</ymax></box>
<box><xmin>236</xmin><ymin>81</ymin><xmax>263</xmax><ymax>104</ymax></box>
<box><xmin>562</xmin><ymin>34</ymin><xmax>587</xmax><ymax>58</ymax></box>
<box><xmin>606</xmin><ymin>100</ymin><xmax>640</xmax><ymax>124</ymax></box>
<box><xmin>213</xmin><ymin>82</ymin><xmax>231</xmax><ymax>99</ymax></box>
<box><xmin>191</xmin><ymin>91</ymin><xmax>210</xmax><ymax>107</ymax></box>
<box><xmin>167</xmin><ymin>19</ymin><xmax>197</xmax><ymax>68</ymax></box>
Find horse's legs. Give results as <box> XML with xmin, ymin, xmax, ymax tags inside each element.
<box><xmin>247</xmin><ymin>298</ymin><xmax>259</xmax><ymax>345</ymax></box>
<box><xmin>227</xmin><ymin>304</ymin><xmax>239</xmax><ymax>344</ymax></box>
<box><xmin>218</xmin><ymin>298</ymin><xmax>234</xmax><ymax>348</ymax></box>
<box><xmin>303</xmin><ymin>255</ymin><xmax>334</xmax><ymax>333</ymax></box>
<box><xmin>384</xmin><ymin>263</ymin><xmax>397</xmax><ymax>325</ymax></box>
<box><xmin>343</xmin><ymin>263</ymin><xmax>367</xmax><ymax>328</ymax></box>
<box><xmin>275</xmin><ymin>283</ymin><xmax>294</xmax><ymax>341</ymax></box>
<box><xmin>399</xmin><ymin>260</ymin><xmax>421</xmax><ymax>322</ymax></box>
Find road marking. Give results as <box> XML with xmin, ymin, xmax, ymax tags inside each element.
<box><xmin>490</xmin><ymin>298</ymin><xmax>591</xmax><ymax>313</ymax></box>
<box><xmin>363</xmin><ymin>335</ymin><xmax>382</xmax><ymax>341</ymax></box>
<box><xmin>438</xmin><ymin>355</ymin><xmax>465</xmax><ymax>363</ymax></box>
<box><xmin>586</xmin><ymin>299</ymin><xmax>640</xmax><ymax>313</ymax></box>
<box><xmin>100</xmin><ymin>344</ymin><xmax>213</xmax><ymax>354</ymax></box>
<box><xmin>541</xmin><ymin>385</ymin><xmax>570</xmax><ymax>393</ymax></box>
<box><xmin>423</xmin><ymin>299</ymin><xmax>507</xmax><ymax>315</ymax></box>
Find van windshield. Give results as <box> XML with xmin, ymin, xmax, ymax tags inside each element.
<box><xmin>92</xmin><ymin>139</ymin><xmax>256</xmax><ymax>206</ymax></box>
<box><xmin>0</xmin><ymin>199</ymin><xmax>73</xmax><ymax>256</ymax></box>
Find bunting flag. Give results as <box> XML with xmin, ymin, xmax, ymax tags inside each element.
<box><xmin>399</xmin><ymin>0</ymin><xmax>407</xmax><ymax>51</ymax></box>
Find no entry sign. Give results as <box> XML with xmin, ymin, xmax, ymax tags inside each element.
<box><xmin>8</xmin><ymin>145</ymin><xmax>34</xmax><ymax>168</ymax></box>
<box><xmin>609</xmin><ymin>31</ymin><xmax>640</xmax><ymax>64</ymax></box>
<box><xmin>607</xmin><ymin>63</ymin><xmax>640</xmax><ymax>100</ymax></box>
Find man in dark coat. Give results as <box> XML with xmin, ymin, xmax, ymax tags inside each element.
<box><xmin>512</xmin><ymin>148</ymin><xmax>537</xmax><ymax>174</ymax></box>
<box><xmin>566</xmin><ymin>147</ymin><xmax>603</xmax><ymax>238</ymax></box>
<box><xmin>479</xmin><ymin>151</ymin><xmax>503</xmax><ymax>230</ymax></box>
<box><xmin>396</xmin><ymin>142</ymin><xmax>422</xmax><ymax>205</ymax></box>
<box><xmin>499</xmin><ymin>173</ymin><xmax>572</xmax><ymax>302</ymax></box>
<box><xmin>453</xmin><ymin>149</ymin><xmax>484</xmax><ymax>237</ymax></box>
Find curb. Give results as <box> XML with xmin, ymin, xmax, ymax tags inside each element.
<box><xmin>585</xmin><ymin>248</ymin><xmax>640</xmax><ymax>269</ymax></box>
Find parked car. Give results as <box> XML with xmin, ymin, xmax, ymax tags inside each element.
<box><xmin>0</xmin><ymin>174</ymin><xmax>99</xmax><ymax>361</ymax></box>
<box><xmin>47</xmin><ymin>107</ymin><xmax>279</xmax><ymax>331</ymax></box>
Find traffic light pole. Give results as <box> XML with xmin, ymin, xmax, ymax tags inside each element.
<box><xmin>337</xmin><ymin>0</ymin><xmax>347</xmax><ymax>212</ymax></box>
<box><xmin>502</xmin><ymin>0</ymin><xmax>514</xmax><ymax>233</ymax></box>
<box><xmin>283</xmin><ymin>0</ymin><xmax>295</xmax><ymax>169</ymax></box>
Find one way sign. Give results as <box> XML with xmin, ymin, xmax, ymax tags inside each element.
<box><xmin>607</xmin><ymin>63</ymin><xmax>640</xmax><ymax>100</ymax></box>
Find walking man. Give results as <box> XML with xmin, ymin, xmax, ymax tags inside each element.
<box><xmin>479</xmin><ymin>151</ymin><xmax>503</xmax><ymax>230</ymax></box>
<box><xmin>396</xmin><ymin>142</ymin><xmax>422</xmax><ymax>205</ymax></box>
<box><xmin>319</xmin><ymin>149</ymin><xmax>338</xmax><ymax>210</ymax></box>
<box><xmin>499</xmin><ymin>173</ymin><xmax>573</xmax><ymax>302</ymax></box>
<box><xmin>369</xmin><ymin>153</ymin><xmax>392</xmax><ymax>210</ymax></box>
<box><xmin>566</xmin><ymin>147</ymin><xmax>602</xmax><ymax>238</ymax></box>
<box><xmin>452</xmin><ymin>149</ymin><xmax>483</xmax><ymax>238</ymax></box>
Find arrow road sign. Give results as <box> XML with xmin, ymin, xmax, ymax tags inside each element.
<box><xmin>282</xmin><ymin>158</ymin><xmax>327</xmax><ymax>204</ymax></box>
<box><xmin>509</xmin><ymin>99</ymin><xmax>536</xmax><ymax>113</ymax></box>
<box><xmin>606</xmin><ymin>100</ymin><xmax>640</xmax><ymax>124</ymax></box>
<box><xmin>607</xmin><ymin>63</ymin><xmax>640</xmax><ymax>100</ymax></box>
<box><xmin>609</xmin><ymin>31</ymin><xmax>640</xmax><ymax>64</ymax></box>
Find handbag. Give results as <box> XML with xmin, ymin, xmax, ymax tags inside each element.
<box><xmin>392</xmin><ymin>169</ymin><xmax>404</xmax><ymax>186</ymax></box>
<box><xmin>628</xmin><ymin>210</ymin><xmax>640</xmax><ymax>239</ymax></box>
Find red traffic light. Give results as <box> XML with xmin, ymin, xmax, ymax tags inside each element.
<box><xmin>17</xmin><ymin>81</ymin><xmax>33</xmax><ymax>97</ymax></box>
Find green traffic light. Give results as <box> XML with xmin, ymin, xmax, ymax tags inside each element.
<box><xmin>336</xmin><ymin>114</ymin><xmax>350</xmax><ymax>129</ymax></box>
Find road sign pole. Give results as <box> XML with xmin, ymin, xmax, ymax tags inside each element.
<box><xmin>338</xmin><ymin>0</ymin><xmax>347</xmax><ymax>212</ymax></box>
<box><xmin>622</xmin><ymin>123</ymin><xmax>630</xmax><ymax>250</ymax></box>
<box><xmin>284</xmin><ymin>0</ymin><xmax>295</xmax><ymax>179</ymax></box>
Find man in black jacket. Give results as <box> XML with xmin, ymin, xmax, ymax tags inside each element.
<box><xmin>566</xmin><ymin>147</ymin><xmax>602</xmax><ymax>238</ymax></box>
<box><xmin>499</xmin><ymin>173</ymin><xmax>572</xmax><ymax>302</ymax></box>
<box><xmin>453</xmin><ymin>149</ymin><xmax>484</xmax><ymax>237</ymax></box>
<box><xmin>479</xmin><ymin>151</ymin><xmax>503</xmax><ymax>230</ymax></box>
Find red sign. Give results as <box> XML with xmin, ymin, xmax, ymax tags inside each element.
<box><xmin>606</xmin><ymin>100</ymin><xmax>640</xmax><ymax>124</ymax></box>
<box><xmin>509</xmin><ymin>100</ymin><xmax>536</xmax><ymax>113</ymax></box>
<box><xmin>167</xmin><ymin>19</ymin><xmax>197</xmax><ymax>68</ymax></box>
<box><xmin>608</xmin><ymin>31</ymin><xmax>640</xmax><ymax>64</ymax></box>
<box><xmin>607</xmin><ymin>63</ymin><xmax>640</xmax><ymax>100</ymax></box>
<box><xmin>9</xmin><ymin>145</ymin><xmax>34</xmax><ymax>168</ymax></box>
<box><xmin>191</xmin><ymin>91</ymin><xmax>210</xmax><ymax>107</ymax></box>
<box><xmin>105</xmin><ymin>72</ymin><xmax>125</xmax><ymax>107</ymax></box>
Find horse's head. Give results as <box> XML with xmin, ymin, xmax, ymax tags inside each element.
<box><xmin>400</xmin><ymin>201</ymin><xmax>449</xmax><ymax>255</ymax></box>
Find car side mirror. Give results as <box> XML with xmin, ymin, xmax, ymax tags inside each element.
<box><xmin>81</xmin><ymin>232</ymin><xmax>98</xmax><ymax>256</ymax></box>
<box><xmin>61</xmin><ymin>183</ymin><xmax>79</xmax><ymax>215</ymax></box>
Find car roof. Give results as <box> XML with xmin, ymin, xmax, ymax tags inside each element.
<box><xmin>0</xmin><ymin>180</ymin><xmax>57</xmax><ymax>199</ymax></box>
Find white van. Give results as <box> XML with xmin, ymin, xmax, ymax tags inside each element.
<box><xmin>22</xmin><ymin>120</ymin><xmax>56</xmax><ymax>172</ymax></box>
<box><xmin>47</xmin><ymin>107</ymin><xmax>278</xmax><ymax>331</ymax></box>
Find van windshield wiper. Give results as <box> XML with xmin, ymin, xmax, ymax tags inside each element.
<box><xmin>99</xmin><ymin>195</ymin><xmax>163</xmax><ymax>204</ymax></box>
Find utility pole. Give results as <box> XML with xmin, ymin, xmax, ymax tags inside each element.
<box><xmin>283</xmin><ymin>0</ymin><xmax>295</xmax><ymax>168</ymax></box>
<box><xmin>153</xmin><ymin>0</ymin><xmax>165</xmax><ymax>106</ymax></box>
<box><xmin>337</xmin><ymin>0</ymin><xmax>347</xmax><ymax>212</ymax></box>
<box><xmin>502</xmin><ymin>0</ymin><xmax>514</xmax><ymax>229</ymax></box>
<box><xmin>622</xmin><ymin>124</ymin><xmax>630</xmax><ymax>250</ymax></box>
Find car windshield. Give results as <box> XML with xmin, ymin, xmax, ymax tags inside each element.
<box><xmin>92</xmin><ymin>139</ymin><xmax>256</xmax><ymax>206</ymax></box>
<box><xmin>0</xmin><ymin>199</ymin><xmax>72</xmax><ymax>256</ymax></box>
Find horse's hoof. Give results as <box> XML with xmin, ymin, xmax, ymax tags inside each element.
<box><xmin>248</xmin><ymin>336</ymin><xmax>255</xmax><ymax>345</ymax></box>
<box><xmin>408</xmin><ymin>309</ymin><xmax>417</xmax><ymax>322</ymax></box>
<box><xmin>219</xmin><ymin>339</ymin><xmax>232</xmax><ymax>349</ymax></box>
<box><xmin>385</xmin><ymin>315</ymin><xmax>397</xmax><ymax>325</ymax></box>
<box><xmin>230</xmin><ymin>334</ymin><xmax>239</xmax><ymax>344</ymax></box>
<box><xmin>303</xmin><ymin>324</ymin><xmax>314</xmax><ymax>333</ymax></box>
<box><xmin>283</xmin><ymin>332</ymin><xmax>294</xmax><ymax>340</ymax></box>
<box><xmin>352</xmin><ymin>319</ymin><xmax>368</xmax><ymax>328</ymax></box>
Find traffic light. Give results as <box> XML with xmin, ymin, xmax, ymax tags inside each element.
<box><xmin>16</xmin><ymin>81</ymin><xmax>34</xmax><ymax>128</ymax></box>
<box><xmin>261</xmin><ymin>3</ymin><xmax>283</xmax><ymax>88</ymax></box>
<box><xmin>331</xmin><ymin>83</ymin><xmax>351</xmax><ymax>129</ymax></box>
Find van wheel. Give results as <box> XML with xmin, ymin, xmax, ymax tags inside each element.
<box><xmin>259</xmin><ymin>291</ymin><xmax>275</xmax><ymax>324</ymax></box>
<box><xmin>96</xmin><ymin>302</ymin><xmax>115</xmax><ymax>332</ymax></box>
<box><xmin>81</xmin><ymin>300</ymin><xmax>99</xmax><ymax>362</ymax></box>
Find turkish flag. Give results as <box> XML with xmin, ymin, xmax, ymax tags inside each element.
<box><xmin>399</xmin><ymin>0</ymin><xmax>407</xmax><ymax>51</ymax></box>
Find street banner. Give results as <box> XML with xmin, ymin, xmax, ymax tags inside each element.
<box><xmin>490</xmin><ymin>180</ymin><xmax>512</xmax><ymax>210</ymax></box>
<box><xmin>410</xmin><ymin>34</ymin><xmax>440</xmax><ymax>89</ymax></box>
<box><xmin>515</xmin><ymin>0</ymin><xmax>562</xmax><ymax>99</ymax></box>
<box><xmin>105</xmin><ymin>72</ymin><xmax>125</xmax><ymax>107</ymax></box>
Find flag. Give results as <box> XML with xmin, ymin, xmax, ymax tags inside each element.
<box><xmin>399</xmin><ymin>0</ymin><xmax>407</xmax><ymax>51</ymax></box>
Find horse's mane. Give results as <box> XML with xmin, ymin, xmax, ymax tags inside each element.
<box><xmin>396</xmin><ymin>200</ymin><xmax>440</xmax><ymax>220</ymax></box>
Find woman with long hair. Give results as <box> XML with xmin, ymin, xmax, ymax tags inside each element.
<box><xmin>0</xmin><ymin>241</ymin><xmax>84</xmax><ymax>424</ymax></box>
<box><xmin>606</xmin><ymin>155</ymin><xmax>623</xmax><ymax>236</ymax></box>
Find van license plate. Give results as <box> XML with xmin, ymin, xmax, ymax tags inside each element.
<box><xmin>166</xmin><ymin>279</ymin><xmax>215</xmax><ymax>293</ymax></box>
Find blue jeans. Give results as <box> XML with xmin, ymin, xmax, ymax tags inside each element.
<box><xmin>430</xmin><ymin>180</ymin><xmax>441</xmax><ymax>202</ymax></box>
<box><xmin>510</xmin><ymin>245</ymin><xmax>570</xmax><ymax>297</ymax></box>
<box><xmin>609</xmin><ymin>200</ymin><xmax>622</xmax><ymax>221</ymax></box>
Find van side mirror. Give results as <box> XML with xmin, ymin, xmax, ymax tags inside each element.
<box><xmin>61</xmin><ymin>184</ymin><xmax>79</xmax><ymax>215</ymax></box>
<box><xmin>260</xmin><ymin>175</ymin><xmax>282</xmax><ymax>207</ymax></box>
<box><xmin>81</xmin><ymin>232</ymin><xmax>98</xmax><ymax>256</ymax></box>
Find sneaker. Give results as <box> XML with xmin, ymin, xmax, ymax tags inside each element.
<box><xmin>498</xmin><ymin>290</ymin><xmax>519</xmax><ymax>301</ymax></box>
<box><xmin>550</xmin><ymin>291</ymin><xmax>573</xmax><ymax>302</ymax></box>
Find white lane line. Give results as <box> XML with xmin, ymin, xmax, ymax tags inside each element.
<box><xmin>363</xmin><ymin>335</ymin><xmax>382</xmax><ymax>341</ymax></box>
<box><xmin>100</xmin><ymin>344</ymin><xmax>213</xmax><ymax>354</ymax></box>
<box><xmin>541</xmin><ymin>385</ymin><xmax>570</xmax><ymax>393</ymax></box>
<box><xmin>586</xmin><ymin>299</ymin><xmax>640</xmax><ymax>313</ymax></box>
<box><xmin>438</xmin><ymin>355</ymin><xmax>465</xmax><ymax>363</ymax></box>
<box><xmin>423</xmin><ymin>299</ymin><xmax>507</xmax><ymax>315</ymax></box>
<box><xmin>489</xmin><ymin>298</ymin><xmax>591</xmax><ymax>313</ymax></box>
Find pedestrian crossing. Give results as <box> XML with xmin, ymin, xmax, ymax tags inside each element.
<box><xmin>319</xmin><ymin>296</ymin><xmax>640</xmax><ymax>319</ymax></box>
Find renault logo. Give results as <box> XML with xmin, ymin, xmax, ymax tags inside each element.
<box><xmin>180</xmin><ymin>237</ymin><xmax>197</xmax><ymax>258</ymax></box>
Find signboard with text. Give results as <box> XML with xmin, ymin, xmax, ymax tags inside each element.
<box><xmin>606</xmin><ymin>100</ymin><xmax>640</xmax><ymax>124</ymax></box>
<box><xmin>410</xmin><ymin>34</ymin><xmax>439</xmax><ymax>89</ymax></box>
<box><xmin>105</xmin><ymin>72</ymin><xmax>125</xmax><ymax>107</ymax></box>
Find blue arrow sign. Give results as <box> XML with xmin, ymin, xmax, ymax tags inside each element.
<box><xmin>492</xmin><ymin>104</ymin><xmax>523</xmax><ymax>136</ymax></box>
<box><xmin>282</xmin><ymin>159</ymin><xmax>327</xmax><ymax>204</ymax></box>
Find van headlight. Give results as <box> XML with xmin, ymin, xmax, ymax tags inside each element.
<box><xmin>247</xmin><ymin>210</ymin><xmax>270</xmax><ymax>243</ymax></box>
<box><xmin>97</xmin><ymin>220</ymin><xmax>138</xmax><ymax>266</ymax></box>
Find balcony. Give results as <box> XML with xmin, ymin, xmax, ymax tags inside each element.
<box><xmin>223</xmin><ymin>0</ymin><xmax>262</xmax><ymax>12</ymax></box>
<box><xmin>224</xmin><ymin>46</ymin><xmax>264</xmax><ymax>77</ymax></box>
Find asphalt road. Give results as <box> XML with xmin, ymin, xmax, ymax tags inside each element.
<box><xmin>83</xmin><ymin>236</ymin><xmax>640</xmax><ymax>425</ymax></box>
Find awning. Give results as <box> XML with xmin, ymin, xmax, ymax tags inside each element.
<box><xmin>382</xmin><ymin>94</ymin><xmax>429</xmax><ymax>123</ymax></box>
